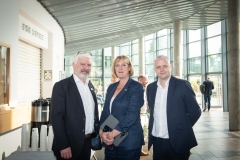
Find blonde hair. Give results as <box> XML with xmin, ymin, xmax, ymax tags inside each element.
<box><xmin>111</xmin><ymin>74</ymin><xmax>119</xmax><ymax>83</ymax></box>
<box><xmin>111</xmin><ymin>55</ymin><xmax>134</xmax><ymax>78</ymax></box>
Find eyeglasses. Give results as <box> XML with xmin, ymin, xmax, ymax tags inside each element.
<box><xmin>74</xmin><ymin>51</ymin><xmax>92</xmax><ymax>56</ymax></box>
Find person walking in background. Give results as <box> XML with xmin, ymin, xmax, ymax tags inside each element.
<box><xmin>99</xmin><ymin>55</ymin><xmax>144</xmax><ymax>160</ymax></box>
<box><xmin>146</xmin><ymin>55</ymin><xmax>201</xmax><ymax>160</ymax></box>
<box><xmin>203</xmin><ymin>77</ymin><xmax>214</xmax><ymax>112</ymax></box>
<box><xmin>138</xmin><ymin>74</ymin><xmax>150</xmax><ymax>156</ymax></box>
<box><xmin>51</xmin><ymin>51</ymin><xmax>99</xmax><ymax>160</ymax></box>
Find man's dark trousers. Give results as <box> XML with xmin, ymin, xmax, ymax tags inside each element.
<box><xmin>204</xmin><ymin>94</ymin><xmax>211</xmax><ymax>111</ymax></box>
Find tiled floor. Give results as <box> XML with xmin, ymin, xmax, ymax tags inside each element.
<box><xmin>93</xmin><ymin>108</ymin><xmax>240</xmax><ymax>160</ymax></box>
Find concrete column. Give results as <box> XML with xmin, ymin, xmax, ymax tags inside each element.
<box><xmin>139</xmin><ymin>36</ymin><xmax>145</xmax><ymax>74</ymax></box>
<box><xmin>228</xmin><ymin>0</ymin><xmax>240</xmax><ymax>131</ymax></box>
<box><xmin>111</xmin><ymin>46</ymin><xmax>115</xmax><ymax>62</ymax></box>
<box><xmin>173</xmin><ymin>20</ymin><xmax>181</xmax><ymax>77</ymax></box>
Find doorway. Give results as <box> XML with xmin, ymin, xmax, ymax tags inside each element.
<box><xmin>188</xmin><ymin>75</ymin><xmax>202</xmax><ymax>107</ymax></box>
<box><xmin>206</xmin><ymin>74</ymin><xmax>222</xmax><ymax>108</ymax></box>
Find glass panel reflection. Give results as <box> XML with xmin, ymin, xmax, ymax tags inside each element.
<box><xmin>92</xmin><ymin>56</ymin><xmax>102</xmax><ymax>66</ymax></box>
<box><xmin>158</xmin><ymin>36</ymin><xmax>167</xmax><ymax>49</ymax></box>
<box><xmin>188</xmin><ymin>75</ymin><xmax>202</xmax><ymax>108</ymax></box>
<box><xmin>189</xmin><ymin>42</ymin><xmax>201</xmax><ymax>58</ymax></box>
<box><xmin>207</xmin><ymin>74</ymin><xmax>222</xmax><ymax>107</ymax></box>
<box><xmin>145</xmin><ymin>52</ymin><xmax>156</xmax><ymax>64</ymax></box>
<box><xmin>132</xmin><ymin>43</ymin><xmax>139</xmax><ymax>54</ymax></box>
<box><xmin>131</xmin><ymin>54</ymin><xmax>139</xmax><ymax>65</ymax></box>
<box><xmin>145</xmin><ymin>40</ymin><xmax>156</xmax><ymax>52</ymax></box>
<box><xmin>207</xmin><ymin>54</ymin><xmax>222</xmax><ymax>72</ymax></box>
<box><xmin>145</xmin><ymin>33</ymin><xmax>154</xmax><ymax>40</ymax></box>
<box><xmin>207</xmin><ymin>36</ymin><xmax>221</xmax><ymax>55</ymax></box>
<box><xmin>189</xmin><ymin>29</ymin><xmax>201</xmax><ymax>42</ymax></box>
<box><xmin>158</xmin><ymin>49</ymin><xmax>168</xmax><ymax>56</ymax></box>
<box><xmin>207</xmin><ymin>21</ymin><xmax>221</xmax><ymax>37</ymax></box>
<box><xmin>189</xmin><ymin>57</ymin><xmax>201</xmax><ymax>74</ymax></box>
<box><xmin>145</xmin><ymin>64</ymin><xmax>155</xmax><ymax>83</ymax></box>
<box><xmin>133</xmin><ymin>65</ymin><xmax>139</xmax><ymax>77</ymax></box>
<box><xmin>120</xmin><ymin>45</ymin><xmax>130</xmax><ymax>56</ymax></box>
<box><xmin>157</xmin><ymin>29</ymin><xmax>167</xmax><ymax>36</ymax></box>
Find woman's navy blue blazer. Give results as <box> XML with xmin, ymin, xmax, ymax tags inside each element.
<box><xmin>100</xmin><ymin>78</ymin><xmax>145</xmax><ymax>150</ymax></box>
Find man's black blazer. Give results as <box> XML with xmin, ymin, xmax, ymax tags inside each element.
<box><xmin>203</xmin><ymin>80</ymin><xmax>214</xmax><ymax>95</ymax></box>
<box><xmin>51</xmin><ymin>75</ymin><xmax>99</xmax><ymax>159</ymax></box>
<box><xmin>146</xmin><ymin>76</ymin><xmax>201</xmax><ymax>154</ymax></box>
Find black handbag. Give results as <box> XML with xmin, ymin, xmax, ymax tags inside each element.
<box><xmin>91</xmin><ymin>119</ymin><xmax>102</xmax><ymax>150</ymax></box>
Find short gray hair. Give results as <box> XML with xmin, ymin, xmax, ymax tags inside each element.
<box><xmin>154</xmin><ymin>55</ymin><xmax>170</xmax><ymax>65</ymax></box>
<box><xmin>72</xmin><ymin>51</ymin><xmax>92</xmax><ymax>64</ymax></box>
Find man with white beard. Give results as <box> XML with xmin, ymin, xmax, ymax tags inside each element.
<box><xmin>51</xmin><ymin>51</ymin><xmax>100</xmax><ymax>160</ymax></box>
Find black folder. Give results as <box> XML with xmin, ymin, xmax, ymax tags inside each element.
<box><xmin>100</xmin><ymin>114</ymin><xmax>128</xmax><ymax>146</ymax></box>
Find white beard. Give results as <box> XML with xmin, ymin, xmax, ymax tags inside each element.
<box><xmin>78</xmin><ymin>72</ymin><xmax>89</xmax><ymax>80</ymax></box>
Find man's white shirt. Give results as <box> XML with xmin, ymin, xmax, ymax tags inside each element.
<box><xmin>152</xmin><ymin>77</ymin><xmax>170</xmax><ymax>138</ymax></box>
<box><xmin>73</xmin><ymin>74</ymin><xmax>95</xmax><ymax>134</ymax></box>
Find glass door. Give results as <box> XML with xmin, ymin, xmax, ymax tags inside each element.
<box><xmin>188</xmin><ymin>75</ymin><xmax>202</xmax><ymax>108</ymax></box>
<box><xmin>207</xmin><ymin>74</ymin><xmax>222</xmax><ymax>108</ymax></box>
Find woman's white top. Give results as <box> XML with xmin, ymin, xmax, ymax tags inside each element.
<box><xmin>110</xmin><ymin>96</ymin><xmax>115</xmax><ymax>113</ymax></box>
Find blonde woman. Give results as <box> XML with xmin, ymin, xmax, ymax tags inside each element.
<box><xmin>99</xmin><ymin>55</ymin><xmax>144</xmax><ymax>160</ymax></box>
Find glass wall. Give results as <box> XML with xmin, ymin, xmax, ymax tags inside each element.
<box><xmin>103</xmin><ymin>47</ymin><xmax>112</xmax><ymax>94</ymax></box>
<box><xmin>131</xmin><ymin>40</ymin><xmax>139</xmax><ymax>79</ymax></box>
<box><xmin>64</xmin><ymin>20</ymin><xmax>227</xmax><ymax>110</ymax></box>
<box><xmin>157</xmin><ymin>29</ymin><xmax>168</xmax><ymax>56</ymax></box>
<box><xmin>186</xmin><ymin>21</ymin><xmax>223</xmax><ymax>108</ymax></box>
<box><xmin>205</xmin><ymin>21</ymin><xmax>222</xmax><ymax>107</ymax></box>
<box><xmin>116</xmin><ymin>40</ymin><xmax>139</xmax><ymax>79</ymax></box>
<box><xmin>89</xmin><ymin>49</ymin><xmax>103</xmax><ymax>95</ymax></box>
<box><xmin>187</xmin><ymin>29</ymin><xmax>202</xmax><ymax>106</ymax></box>
<box><xmin>64</xmin><ymin>55</ymin><xmax>73</xmax><ymax>78</ymax></box>
<box><xmin>119</xmin><ymin>42</ymin><xmax>130</xmax><ymax>57</ymax></box>
<box><xmin>188</xmin><ymin>75</ymin><xmax>202</xmax><ymax>106</ymax></box>
<box><xmin>207</xmin><ymin>74</ymin><xmax>222</xmax><ymax>107</ymax></box>
<box><xmin>188</xmin><ymin>29</ymin><xmax>202</xmax><ymax>74</ymax></box>
<box><xmin>145</xmin><ymin>33</ymin><xmax>157</xmax><ymax>83</ymax></box>
<box><xmin>144</xmin><ymin>29</ymin><xmax>173</xmax><ymax>83</ymax></box>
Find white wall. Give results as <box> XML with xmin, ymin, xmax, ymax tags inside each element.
<box><xmin>0</xmin><ymin>0</ymin><xmax>64</xmax><ymax>158</ymax></box>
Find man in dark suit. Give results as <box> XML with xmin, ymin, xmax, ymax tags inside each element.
<box><xmin>203</xmin><ymin>78</ymin><xmax>214</xmax><ymax>112</ymax></box>
<box><xmin>51</xmin><ymin>51</ymin><xmax>99</xmax><ymax>160</ymax></box>
<box><xmin>146</xmin><ymin>55</ymin><xmax>201</xmax><ymax>160</ymax></box>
